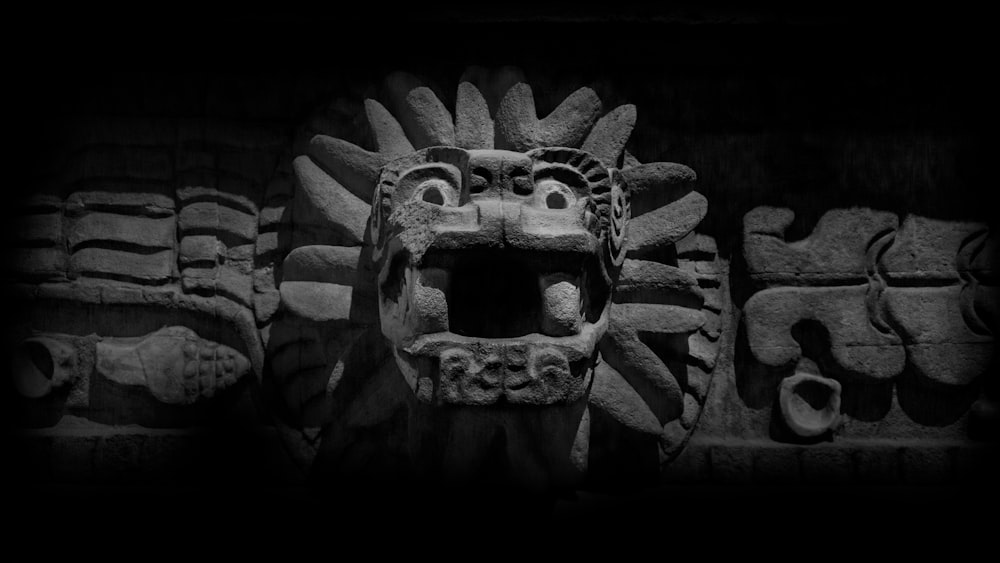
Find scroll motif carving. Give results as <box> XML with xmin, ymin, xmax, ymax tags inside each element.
<box><xmin>743</xmin><ymin>207</ymin><xmax>997</xmax><ymax>438</ymax></box>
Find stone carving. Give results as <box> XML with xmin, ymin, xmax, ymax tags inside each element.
<box><xmin>7</xmin><ymin>67</ymin><xmax>722</xmax><ymax>492</ymax></box>
<box><xmin>95</xmin><ymin>326</ymin><xmax>250</xmax><ymax>404</ymax></box>
<box><xmin>12</xmin><ymin>335</ymin><xmax>80</xmax><ymax>399</ymax></box>
<box><xmin>11</xmin><ymin>327</ymin><xmax>251</xmax><ymax>406</ymax></box>
<box><xmin>743</xmin><ymin>206</ymin><xmax>997</xmax><ymax>437</ymax></box>
<box><xmin>778</xmin><ymin>360</ymin><xmax>843</xmax><ymax>437</ymax></box>
<box><xmin>8</xmin><ymin>121</ymin><xmax>278</xmax><ymax>426</ymax></box>
<box><xmin>268</xmin><ymin>68</ymin><xmax>723</xmax><ymax>488</ymax></box>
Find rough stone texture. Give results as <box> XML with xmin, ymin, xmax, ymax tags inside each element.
<box><xmin>95</xmin><ymin>326</ymin><xmax>250</xmax><ymax>404</ymax></box>
<box><xmin>178</xmin><ymin>202</ymin><xmax>257</xmax><ymax>243</ymax></box>
<box><xmin>455</xmin><ymin>81</ymin><xmax>493</xmax><ymax>150</ymax></box>
<box><xmin>625</xmin><ymin>191</ymin><xmax>707</xmax><ymax>256</ymax></box>
<box><xmin>744</xmin><ymin>285</ymin><xmax>905</xmax><ymax>378</ymax></box>
<box><xmin>385</xmin><ymin>72</ymin><xmax>456</xmax><ymax>149</ymax></box>
<box><xmin>67</xmin><ymin>213</ymin><xmax>175</xmax><ymax>250</ymax></box>
<box><xmin>881</xmin><ymin>215</ymin><xmax>988</xmax><ymax>282</ymax></box>
<box><xmin>308</xmin><ymin>134</ymin><xmax>385</xmax><ymax>202</ymax></box>
<box><xmin>741</xmin><ymin>204</ymin><xmax>995</xmax><ymax>459</ymax></box>
<box><xmin>495</xmin><ymin>83</ymin><xmax>602</xmax><ymax>151</ymax></box>
<box><xmin>364</xmin><ymin>99</ymin><xmax>414</xmax><ymax>158</ymax></box>
<box><xmin>621</xmin><ymin>162</ymin><xmax>697</xmax><ymax>218</ymax></box>
<box><xmin>589</xmin><ymin>362</ymin><xmax>661</xmax><ymax>436</ymax></box>
<box><xmin>279</xmin><ymin>281</ymin><xmax>356</xmax><ymax>323</ymax></box>
<box><xmin>616</xmin><ymin>259</ymin><xmax>703</xmax><ymax>307</ymax></box>
<box><xmin>885</xmin><ymin>286</ymin><xmax>993</xmax><ymax>385</ymax></box>
<box><xmin>612</xmin><ymin>303</ymin><xmax>704</xmax><ymax>334</ymax></box>
<box><xmin>283</xmin><ymin>245</ymin><xmax>363</xmax><ymax>286</ymax></box>
<box><xmin>778</xmin><ymin>372</ymin><xmax>842</xmax><ymax>437</ymax></box>
<box><xmin>179</xmin><ymin>235</ymin><xmax>221</xmax><ymax>265</ymax></box>
<box><xmin>13</xmin><ymin>54</ymin><xmax>990</xmax><ymax>511</ymax></box>
<box><xmin>743</xmin><ymin>206</ymin><xmax>898</xmax><ymax>285</ymax></box>
<box><xmin>70</xmin><ymin>248</ymin><xmax>174</xmax><ymax>283</ymax></box>
<box><xmin>600</xmin><ymin>315</ymin><xmax>684</xmax><ymax>422</ymax></box>
<box><xmin>581</xmin><ymin>104</ymin><xmax>636</xmax><ymax>166</ymax></box>
<box><xmin>291</xmin><ymin>155</ymin><xmax>370</xmax><ymax>244</ymax></box>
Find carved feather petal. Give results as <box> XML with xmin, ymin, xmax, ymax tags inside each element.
<box><xmin>623</xmin><ymin>162</ymin><xmax>698</xmax><ymax>217</ymax></box>
<box><xmin>494</xmin><ymin>82</ymin><xmax>538</xmax><ymax>151</ymax></box>
<box><xmin>612</xmin><ymin>303</ymin><xmax>705</xmax><ymax>335</ymax></box>
<box><xmin>385</xmin><ymin>72</ymin><xmax>456</xmax><ymax>149</ymax></box>
<box><xmin>455</xmin><ymin>81</ymin><xmax>493</xmax><ymax>149</ymax></box>
<box><xmin>307</xmin><ymin>135</ymin><xmax>384</xmax><ymax>202</ymax></box>
<box><xmin>617</xmin><ymin>258</ymin><xmax>704</xmax><ymax>308</ymax></box>
<box><xmin>364</xmin><ymin>99</ymin><xmax>414</xmax><ymax>158</ymax></box>
<box><xmin>589</xmin><ymin>361</ymin><xmax>662</xmax><ymax>436</ymax></box>
<box><xmin>539</xmin><ymin>87</ymin><xmax>603</xmax><ymax>148</ymax></box>
<box><xmin>283</xmin><ymin>245</ymin><xmax>362</xmax><ymax>286</ymax></box>
<box><xmin>626</xmin><ymin>191</ymin><xmax>708</xmax><ymax>257</ymax></box>
<box><xmin>598</xmin><ymin>317</ymin><xmax>684</xmax><ymax>422</ymax></box>
<box><xmin>292</xmin><ymin>155</ymin><xmax>370</xmax><ymax>244</ymax></box>
<box><xmin>582</xmin><ymin>104</ymin><xmax>636</xmax><ymax>166</ymax></box>
<box><xmin>279</xmin><ymin>281</ymin><xmax>354</xmax><ymax>323</ymax></box>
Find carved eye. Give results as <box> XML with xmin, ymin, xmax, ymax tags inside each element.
<box><xmin>535</xmin><ymin>180</ymin><xmax>577</xmax><ymax>210</ymax></box>
<box><xmin>415</xmin><ymin>179</ymin><xmax>455</xmax><ymax>206</ymax></box>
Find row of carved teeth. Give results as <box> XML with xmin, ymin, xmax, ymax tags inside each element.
<box><xmin>403</xmin><ymin>266</ymin><xmax>586</xmax><ymax>339</ymax></box>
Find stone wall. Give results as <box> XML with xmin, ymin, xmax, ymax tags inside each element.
<box><xmin>4</xmin><ymin>9</ymin><xmax>997</xmax><ymax>531</ymax></box>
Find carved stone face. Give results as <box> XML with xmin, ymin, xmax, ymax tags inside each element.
<box><xmin>370</xmin><ymin>146</ymin><xmax>629</xmax><ymax>405</ymax></box>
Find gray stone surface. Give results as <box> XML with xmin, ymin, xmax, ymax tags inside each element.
<box><xmin>625</xmin><ymin>191</ymin><xmax>707</xmax><ymax>256</ymax></box>
<box><xmin>881</xmin><ymin>215</ymin><xmax>988</xmax><ymax>282</ymax></box>
<box><xmin>283</xmin><ymin>245</ymin><xmax>363</xmax><ymax>286</ymax></box>
<box><xmin>885</xmin><ymin>286</ymin><xmax>993</xmax><ymax>385</ymax></box>
<box><xmin>70</xmin><ymin>248</ymin><xmax>174</xmax><ymax>282</ymax></box>
<box><xmin>581</xmin><ymin>104</ymin><xmax>636</xmax><ymax>166</ymax></box>
<box><xmin>292</xmin><ymin>155</ymin><xmax>370</xmax><ymax>244</ymax></box>
<box><xmin>7</xmin><ymin>67</ymin><xmax>732</xmax><ymax>497</ymax></box>
<box><xmin>308</xmin><ymin>134</ymin><xmax>385</xmax><ymax>201</ymax></box>
<box><xmin>455</xmin><ymin>81</ymin><xmax>493</xmax><ymax>150</ymax></box>
<box><xmin>778</xmin><ymin>372</ymin><xmax>842</xmax><ymax>437</ymax></box>
<box><xmin>95</xmin><ymin>326</ymin><xmax>250</xmax><ymax>404</ymax></box>
<box><xmin>622</xmin><ymin>162</ymin><xmax>697</xmax><ymax>217</ymax></box>
<box><xmin>67</xmin><ymin>213</ymin><xmax>174</xmax><ymax>250</ymax></box>
<box><xmin>589</xmin><ymin>362</ymin><xmax>661</xmax><ymax>436</ymax></box>
<box><xmin>385</xmin><ymin>72</ymin><xmax>456</xmax><ymax>149</ymax></box>
<box><xmin>744</xmin><ymin>285</ymin><xmax>905</xmax><ymax>379</ymax></box>
<box><xmin>495</xmin><ymin>83</ymin><xmax>602</xmax><ymax>151</ymax></box>
<box><xmin>364</xmin><ymin>99</ymin><xmax>414</xmax><ymax>158</ymax></box>
<box><xmin>743</xmin><ymin>206</ymin><xmax>898</xmax><ymax>285</ymax></box>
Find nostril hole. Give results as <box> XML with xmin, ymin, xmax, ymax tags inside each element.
<box><xmin>422</xmin><ymin>187</ymin><xmax>444</xmax><ymax>205</ymax></box>
<box><xmin>546</xmin><ymin>192</ymin><xmax>568</xmax><ymax>209</ymax></box>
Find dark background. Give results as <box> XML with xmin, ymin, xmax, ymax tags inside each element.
<box><xmin>12</xmin><ymin>4</ymin><xmax>995</xmax><ymax>247</ymax></box>
<box><xmin>5</xmin><ymin>4</ymin><xmax>996</xmax><ymax>545</ymax></box>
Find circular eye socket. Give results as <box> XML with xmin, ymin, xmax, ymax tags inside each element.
<box><xmin>416</xmin><ymin>180</ymin><xmax>453</xmax><ymax>206</ymax></box>
<box><xmin>546</xmin><ymin>192</ymin><xmax>568</xmax><ymax>209</ymax></box>
<box><xmin>422</xmin><ymin>186</ymin><xmax>445</xmax><ymax>205</ymax></box>
<box><xmin>536</xmin><ymin>180</ymin><xmax>576</xmax><ymax>210</ymax></box>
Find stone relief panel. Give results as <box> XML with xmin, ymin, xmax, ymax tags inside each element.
<box><xmin>6</xmin><ymin>68</ymin><xmax>724</xmax><ymax>493</ymax></box>
<box><xmin>11</xmin><ymin>66</ymin><xmax>990</xmax><ymax>495</ymax></box>
<box><xmin>267</xmin><ymin>68</ymin><xmax>725</xmax><ymax>490</ymax></box>
<box><xmin>7</xmin><ymin>119</ymin><xmax>288</xmax><ymax>453</ymax></box>
<box><xmin>741</xmin><ymin>206</ymin><xmax>997</xmax><ymax>441</ymax></box>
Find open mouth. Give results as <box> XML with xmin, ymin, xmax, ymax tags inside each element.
<box><xmin>379</xmin><ymin>248</ymin><xmax>611</xmax><ymax>405</ymax></box>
